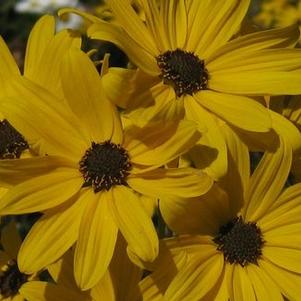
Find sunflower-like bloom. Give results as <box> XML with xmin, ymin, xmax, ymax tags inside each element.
<box><xmin>140</xmin><ymin>125</ymin><xmax>301</xmax><ymax>300</ymax></box>
<box><xmin>0</xmin><ymin>48</ymin><xmax>212</xmax><ymax>290</ymax></box>
<box><xmin>59</xmin><ymin>0</ymin><xmax>301</xmax><ymax>179</ymax></box>
<box><xmin>0</xmin><ymin>222</ymin><xmax>42</xmax><ymax>301</ymax></box>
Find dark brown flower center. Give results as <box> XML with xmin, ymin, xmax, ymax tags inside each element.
<box><xmin>0</xmin><ymin>260</ymin><xmax>28</xmax><ymax>298</ymax></box>
<box><xmin>213</xmin><ymin>216</ymin><xmax>264</xmax><ymax>266</ymax></box>
<box><xmin>0</xmin><ymin>119</ymin><xmax>29</xmax><ymax>159</ymax></box>
<box><xmin>79</xmin><ymin>141</ymin><xmax>132</xmax><ymax>193</ymax></box>
<box><xmin>156</xmin><ymin>49</ymin><xmax>209</xmax><ymax>97</ymax></box>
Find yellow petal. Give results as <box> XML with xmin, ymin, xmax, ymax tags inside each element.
<box><xmin>139</xmin><ymin>251</ymin><xmax>187</xmax><ymax>301</ymax></box>
<box><xmin>270</xmin><ymin>110</ymin><xmax>301</xmax><ymax>153</ymax></box>
<box><xmin>246</xmin><ymin>264</ymin><xmax>283</xmax><ymax>301</ymax></box>
<box><xmin>90</xmin><ymin>270</ymin><xmax>116</xmax><ymax>301</ymax></box>
<box><xmin>165</xmin><ymin>253</ymin><xmax>224</xmax><ymax>301</ymax></box>
<box><xmin>0</xmin><ymin>169</ymin><xmax>82</xmax><ymax>215</ymax></box>
<box><xmin>207</xmin><ymin>24</ymin><xmax>300</xmax><ymax>64</ymax></box>
<box><xmin>210</xmin><ymin>70</ymin><xmax>301</xmax><ymax>95</ymax></box>
<box><xmin>0</xmin><ymin>78</ymin><xmax>88</xmax><ymax>159</ymax></box>
<box><xmin>0</xmin><ymin>37</ymin><xmax>20</xmax><ymax>94</ymax></box>
<box><xmin>162</xmin><ymin>0</ymin><xmax>187</xmax><ymax>49</ymax></box>
<box><xmin>108</xmin><ymin>0</ymin><xmax>158</xmax><ymax>56</ymax></box>
<box><xmin>74</xmin><ymin>190</ymin><xmax>118</xmax><ymax>290</ymax></box>
<box><xmin>18</xmin><ymin>193</ymin><xmax>87</xmax><ymax>274</ymax></box>
<box><xmin>24</xmin><ymin>15</ymin><xmax>55</xmax><ymax>81</ymax></box>
<box><xmin>88</xmin><ymin>22</ymin><xmax>159</xmax><ymax>76</ymax></box>
<box><xmin>232</xmin><ymin>265</ymin><xmax>256</xmax><ymax>301</ymax></box>
<box><xmin>160</xmin><ymin>184</ymin><xmax>230</xmax><ymax>235</ymax></box>
<box><xmin>244</xmin><ymin>138</ymin><xmax>291</xmax><ymax>221</ymax></box>
<box><xmin>101</xmin><ymin>67</ymin><xmax>136</xmax><ymax>109</ymax></box>
<box><xmin>62</xmin><ymin>48</ymin><xmax>122</xmax><ymax>143</ymax></box>
<box><xmin>107</xmin><ymin>234</ymin><xmax>143</xmax><ymax>301</ymax></box>
<box><xmin>0</xmin><ymin>156</ymin><xmax>76</xmax><ymax>187</ymax></box>
<box><xmin>128</xmin><ymin>167</ymin><xmax>213</xmax><ymax>199</ymax></box>
<box><xmin>219</xmin><ymin>124</ymin><xmax>250</xmax><ymax>215</ymax></box>
<box><xmin>25</xmin><ymin>29</ymin><xmax>81</xmax><ymax>98</ymax></box>
<box><xmin>208</xmin><ymin>49</ymin><xmax>301</xmax><ymax>73</ymax></box>
<box><xmin>110</xmin><ymin>186</ymin><xmax>158</xmax><ymax>262</ymax></box>
<box><xmin>184</xmin><ymin>95</ymin><xmax>227</xmax><ymax>180</ymax></box>
<box><xmin>259</xmin><ymin>183</ymin><xmax>301</xmax><ymax>231</ymax></box>
<box><xmin>125</xmin><ymin>120</ymin><xmax>201</xmax><ymax>166</ymax></box>
<box><xmin>259</xmin><ymin>259</ymin><xmax>301</xmax><ymax>300</ymax></box>
<box><xmin>188</xmin><ymin>0</ymin><xmax>250</xmax><ymax>58</ymax></box>
<box><xmin>195</xmin><ymin>91</ymin><xmax>272</xmax><ymax>132</ymax></box>
<box><xmin>263</xmin><ymin>246</ymin><xmax>301</xmax><ymax>274</ymax></box>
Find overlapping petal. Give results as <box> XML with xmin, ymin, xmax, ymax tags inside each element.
<box><xmin>61</xmin><ymin>48</ymin><xmax>122</xmax><ymax>143</ymax></box>
<box><xmin>0</xmin><ymin>169</ymin><xmax>82</xmax><ymax>215</ymax></box>
<box><xmin>18</xmin><ymin>193</ymin><xmax>87</xmax><ymax>274</ymax></box>
<box><xmin>195</xmin><ymin>91</ymin><xmax>272</xmax><ymax>132</ymax></box>
<box><xmin>74</xmin><ymin>190</ymin><xmax>118</xmax><ymax>290</ymax></box>
<box><xmin>128</xmin><ymin>167</ymin><xmax>213</xmax><ymax>199</ymax></box>
<box><xmin>125</xmin><ymin>120</ymin><xmax>201</xmax><ymax>167</ymax></box>
<box><xmin>110</xmin><ymin>186</ymin><xmax>158</xmax><ymax>262</ymax></box>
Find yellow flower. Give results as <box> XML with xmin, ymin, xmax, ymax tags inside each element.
<box><xmin>0</xmin><ymin>222</ymin><xmax>41</xmax><ymax>301</ymax></box>
<box><xmin>141</xmin><ymin>125</ymin><xmax>301</xmax><ymax>300</ymax></box>
<box><xmin>0</xmin><ymin>48</ymin><xmax>212</xmax><ymax>290</ymax></box>
<box><xmin>60</xmin><ymin>0</ymin><xmax>301</xmax><ymax>179</ymax></box>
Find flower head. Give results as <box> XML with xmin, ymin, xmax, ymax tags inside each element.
<box><xmin>145</xmin><ymin>125</ymin><xmax>301</xmax><ymax>300</ymax></box>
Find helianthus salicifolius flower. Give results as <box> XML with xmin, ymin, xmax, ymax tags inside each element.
<box><xmin>60</xmin><ymin>0</ymin><xmax>301</xmax><ymax>179</ymax></box>
<box><xmin>0</xmin><ymin>48</ymin><xmax>212</xmax><ymax>290</ymax></box>
<box><xmin>139</xmin><ymin>124</ymin><xmax>301</xmax><ymax>300</ymax></box>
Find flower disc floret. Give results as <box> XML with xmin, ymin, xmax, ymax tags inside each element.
<box><xmin>0</xmin><ymin>120</ymin><xmax>29</xmax><ymax>159</ymax></box>
<box><xmin>0</xmin><ymin>260</ymin><xmax>28</xmax><ymax>298</ymax></box>
<box><xmin>213</xmin><ymin>216</ymin><xmax>264</xmax><ymax>266</ymax></box>
<box><xmin>156</xmin><ymin>49</ymin><xmax>209</xmax><ymax>97</ymax></box>
<box><xmin>79</xmin><ymin>141</ymin><xmax>132</xmax><ymax>192</ymax></box>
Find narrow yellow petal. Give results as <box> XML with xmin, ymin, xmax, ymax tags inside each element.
<box><xmin>110</xmin><ymin>186</ymin><xmax>158</xmax><ymax>262</ymax></box>
<box><xmin>24</xmin><ymin>15</ymin><xmax>55</xmax><ymax>81</ymax></box>
<box><xmin>0</xmin><ymin>78</ymin><xmax>88</xmax><ymax>159</ymax></box>
<box><xmin>62</xmin><ymin>48</ymin><xmax>122</xmax><ymax>143</ymax></box>
<box><xmin>74</xmin><ymin>190</ymin><xmax>118</xmax><ymax>290</ymax></box>
<box><xmin>263</xmin><ymin>246</ymin><xmax>301</xmax><ymax>273</ymax></box>
<box><xmin>244</xmin><ymin>138</ymin><xmax>291</xmax><ymax>221</ymax></box>
<box><xmin>259</xmin><ymin>183</ymin><xmax>301</xmax><ymax>231</ymax></box>
<box><xmin>259</xmin><ymin>259</ymin><xmax>301</xmax><ymax>300</ymax></box>
<box><xmin>232</xmin><ymin>265</ymin><xmax>256</xmax><ymax>301</ymax></box>
<box><xmin>195</xmin><ymin>91</ymin><xmax>272</xmax><ymax>132</ymax></box>
<box><xmin>219</xmin><ymin>124</ymin><xmax>250</xmax><ymax>215</ymax></box>
<box><xmin>108</xmin><ymin>0</ymin><xmax>158</xmax><ymax>56</ymax></box>
<box><xmin>0</xmin><ymin>37</ymin><xmax>20</xmax><ymax>95</ymax></box>
<box><xmin>88</xmin><ymin>22</ymin><xmax>159</xmax><ymax>76</ymax></box>
<box><xmin>0</xmin><ymin>156</ymin><xmax>76</xmax><ymax>187</ymax></box>
<box><xmin>189</xmin><ymin>0</ymin><xmax>250</xmax><ymax>58</ymax></box>
<box><xmin>125</xmin><ymin>120</ymin><xmax>201</xmax><ymax>166</ymax></box>
<box><xmin>165</xmin><ymin>253</ymin><xmax>223</xmax><ymax>301</ymax></box>
<box><xmin>246</xmin><ymin>264</ymin><xmax>283</xmax><ymax>301</ymax></box>
<box><xmin>184</xmin><ymin>95</ymin><xmax>227</xmax><ymax>180</ymax></box>
<box><xmin>128</xmin><ymin>168</ymin><xmax>213</xmax><ymax>199</ymax></box>
<box><xmin>210</xmin><ymin>70</ymin><xmax>301</xmax><ymax>95</ymax></box>
<box><xmin>18</xmin><ymin>193</ymin><xmax>87</xmax><ymax>274</ymax></box>
<box><xmin>0</xmin><ymin>169</ymin><xmax>82</xmax><ymax>215</ymax></box>
<box><xmin>207</xmin><ymin>24</ymin><xmax>300</xmax><ymax>64</ymax></box>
